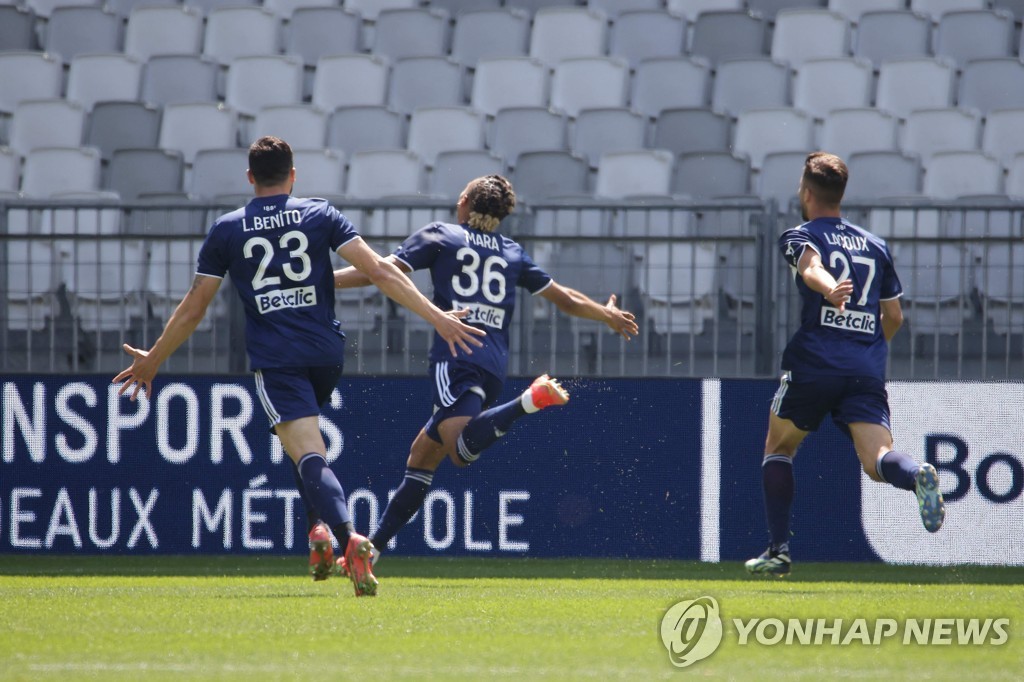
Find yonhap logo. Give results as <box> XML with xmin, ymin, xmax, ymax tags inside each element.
<box><xmin>660</xmin><ymin>596</ymin><xmax>723</xmax><ymax>668</ymax></box>
<box><xmin>255</xmin><ymin>285</ymin><xmax>317</xmax><ymax>314</ymax></box>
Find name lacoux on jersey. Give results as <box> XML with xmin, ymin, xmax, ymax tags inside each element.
<box><xmin>197</xmin><ymin>195</ymin><xmax>358</xmax><ymax>370</ymax></box>
<box><xmin>779</xmin><ymin>216</ymin><xmax>903</xmax><ymax>381</ymax></box>
<box><xmin>392</xmin><ymin>221</ymin><xmax>553</xmax><ymax>381</ymax></box>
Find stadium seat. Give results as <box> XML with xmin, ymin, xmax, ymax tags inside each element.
<box><xmin>429</xmin><ymin>150</ymin><xmax>506</xmax><ymax>199</ymax></box>
<box><xmin>771</xmin><ymin>9</ymin><xmax>849</xmax><ymax>68</ymax></box>
<box><xmin>671</xmin><ymin>151</ymin><xmax>751</xmax><ymax>199</ymax></box>
<box><xmin>529</xmin><ymin>6</ymin><xmax>608</xmax><ymax>66</ymax></box>
<box><xmin>845</xmin><ymin>151</ymin><xmax>922</xmax><ymax>199</ymax></box>
<box><xmin>343</xmin><ymin>0</ymin><xmax>417</xmax><ymax>21</ymax></box>
<box><xmin>312</xmin><ymin>54</ymin><xmax>390</xmax><ymax>111</ymax></box>
<box><xmin>0</xmin><ymin>148</ymin><xmax>20</xmax><ymax>192</ymax></box>
<box><xmin>665</xmin><ymin>0</ymin><xmax>742</xmax><ymax>21</ymax></box>
<box><xmin>372</xmin><ymin>8</ymin><xmax>450</xmax><ymax>61</ymax></box>
<box><xmin>0</xmin><ymin>52</ymin><xmax>62</xmax><ymax>114</ymax></box>
<box><xmin>637</xmin><ymin>241</ymin><xmax>717</xmax><ymax>335</ymax></box>
<box><xmin>21</xmin><ymin>146</ymin><xmax>102</xmax><ymax>197</ymax></box>
<box><xmin>85</xmin><ymin>101</ymin><xmax>160</xmax><ymax>161</ymax></box>
<box><xmin>252</xmin><ymin>104</ymin><xmax>327</xmax><ymax>150</ymax></box>
<box><xmin>407</xmin><ymin>106</ymin><xmax>486</xmax><ymax>165</ymax></box>
<box><xmin>991</xmin><ymin>0</ymin><xmax>1024</xmax><ymax>20</ymax></box>
<box><xmin>141</xmin><ymin>55</ymin><xmax>219</xmax><ymax>108</ymax></box>
<box><xmin>818</xmin><ymin>108</ymin><xmax>899</xmax><ymax>162</ymax></box>
<box><xmin>792</xmin><ymin>58</ymin><xmax>872</xmax><ymax>119</ymax></box>
<box><xmin>710</xmin><ymin>57</ymin><xmax>791</xmax><ymax>117</ymax></box>
<box><xmin>285</xmin><ymin>7</ymin><xmax>362</xmax><ymax>68</ymax></box>
<box><xmin>610</xmin><ymin>194</ymin><xmax>693</xmax><ymax>239</ymax></box>
<box><xmin>828</xmin><ymin>0</ymin><xmax>903</xmax><ymax>22</ymax></box>
<box><xmin>550</xmin><ymin>57</ymin><xmax>629</xmax><ymax>117</ymax></box>
<box><xmin>185</xmin><ymin>0</ymin><xmax>261</xmax><ymax>14</ymax></box>
<box><xmin>24</xmin><ymin>0</ymin><xmax>93</xmax><ymax>19</ymax></box>
<box><xmin>66</xmin><ymin>53</ymin><xmax>143</xmax><ymax>111</ymax></box>
<box><xmin>631</xmin><ymin>57</ymin><xmax>711</xmax><ymax>118</ymax></box>
<box><xmin>732</xmin><ymin>108</ymin><xmax>814</xmax><ymax>169</ymax></box>
<box><xmin>747</xmin><ymin>0</ymin><xmax>825</xmax><ymax>20</ymax></box>
<box><xmin>346</xmin><ymin>149</ymin><xmax>425</xmax><ymax>198</ymax></box>
<box><xmin>470</xmin><ymin>57</ymin><xmax>550</xmax><ymax>116</ymax></box>
<box><xmin>909</xmin><ymin>0</ymin><xmax>987</xmax><ymax>22</ymax></box>
<box><xmin>5</xmin><ymin>237</ymin><xmax>57</xmax><ymax>330</ymax></box>
<box><xmin>107</xmin><ymin>149</ymin><xmax>185</xmax><ymax>200</ymax></box>
<box><xmin>203</xmin><ymin>7</ymin><xmax>281</xmax><ymax>65</ymax></box>
<box><xmin>510</xmin><ymin>151</ymin><xmax>589</xmax><ymax>203</ymax></box>
<box><xmin>225</xmin><ymin>55</ymin><xmax>304</xmax><ymax>117</ymax></box>
<box><xmin>1008</xmin><ymin>154</ymin><xmax>1024</xmax><ymax>199</ymax></box>
<box><xmin>327</xmin><ymin>106</ymin><xmax>405</xmax><ymax>155</ymax></box>
<box><xmin>44</xmin><ymin>6</ymin><xmax>122</xmax><ymax>64</ymax></box>
<box><xmin>263</xmin><ymin>0</ymin><xmax>337</xmax><ymax>18</ymax></box>
<box><xmin>9</xmin><ymin>99</ymin><xmax>85</xmax><ymax>157</ymax></box>
<box><xmin>388</xmin><ymin>56</ymin><xmax>465</xmax><ymax>116</ymax></box>
<box><xmin>719</xmin><ymin>241</ymin><xmax>757</xmax><ymax>332</ymax></box>
<box><xmin>852</xmin><ymin>10</ymin><xmax>931</xmax><ymax>67</ymax></box>
<box><xmin>291</xmin><ymin>148</ymin><xmax>346</xmax><ymax>196</ymax></box>
<box><xmin>429</xmin><ymin>0</ymin><xmax>501</xmax><ymax>12</ymax></box>
<box><xmin>977</xmin><ymin>242</ymin><xmax>1024</xmax><ymax>335</ymax></box>
<box><xmin>450</xmin><ymin>8</ymin><xmax>530</xmax><ymax>66</ymax></box>
<box><xmin>982</xmin><ymin>109</ymin><xmax>1024</xmax><ymax>167</ymax></box>
<box><xmin>901</xmin><ymin>108</ymin><xmax>981</xmax><ymax>163</ymax></box>
<box><xmin>875</xmin><ymin>58</ymin><xmax>956</xmax><ymax>119</ymax></box>
<box><xmin>934</xmin><ymin>10</ymin><xmax>1016</xmax><ymax>67</ymax></box>
<box><xmin>0</xmin><ymin>6</ymin><xmax>37</xmax><ymax>52</ymax></box>
<box><xmin>158</xmin><ymin>103</ymin><xmax>238</xmax><ymax>165</ymax></box>
<box><xmin>187</xmin><ymin>148</ymin><xmax>251</xmax><ymax>200</ymax></box>
<box><xmin>488</xmin><ymin>107</ymin><xmax>568</xmax><ymax>161</ymax></box>
<box><xmin>124</xmin><ymin>5</ymin><xmax>204</xmax><ymax>61</ymax></box>
<box><xmin>146</xmin><ymin>238</ymin><xmax>219</xmax><ymax>330</ymax></box>
<box><xmin>550</xmin><ymin>243</ymin><xmax>635</xmax><ymax>331</ymax></box>
<box><xmin>594</xmin><ymin>149</ymin><xmax>673</xmax><ymax>199</ymax></box>
<box><xmin>609</xmin><ymin>10</ymin><xmax>686</xmax><ymax>68</ymax></box>
<box><xmin>689</xmin><ymin>10</ymin><xmax>768</xmax><ymax>65</ymax></box>
<box><xmin>896</xmin><ymin>241</ymin><xmax>973</xmax><ymax>338</ymax></box>
<box><xmin>757</xmin><ymin>151</ymin><xmax>807</xmax><ymax>206</ymax></box>
<box><xmin>652</xmin><ymin>108</ymin><xmax>731</xmax><ymax>155</ymax></box>
<box><xmin>587</xmin><ymin>0</ymin><xmax>661</xmax><ymax>16</ymax></box>
<box><xmin>922</xmin><ymin>151</ymin><xmax>1002</xmax><ymax>199</ymax></box>
<box><xmin>958</xmin><ymin>59</ymin><xmax>1024</xmax><ymax>115</ymax></box>
<box><xmin>571</xmin><ymin>108</ymin><xmax>647</xmax><ymax>168</ymax></box>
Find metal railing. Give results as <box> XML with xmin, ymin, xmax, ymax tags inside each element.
<box><xmin>1</xmin><ymin>196</ymin><xmax>1021</xmax><ymax>380</ymax></box>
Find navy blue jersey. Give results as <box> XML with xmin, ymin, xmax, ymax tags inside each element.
<box><xmin>779</xmin><ymin>217</ymin><xmax>902</xmax><ymax>380</ymax></box>
<box><xmin>393</xmin><ymin>222</ymin><xmax>552</xmax><ymax>380</ymax></box>
<box><xmin>197</xmin><ymin>195</ymin><xmax>359</xmax><ymax>370</ymax></box>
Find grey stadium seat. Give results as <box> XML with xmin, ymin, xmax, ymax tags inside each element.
<box><xmin>510</xmin><ymin>151</ymin><xmax>590</xmax><ymax>203</ymax></box>
<box><xmin>388</xmin><ymin>57</ymin><xmax>465</xmax><ymax>116</ymax></box>
<box><xmin>45</xmin><ymin>6</ymin><xmax>122</xmax><ymax>64</ymax></box>
<box><xmin>571</xmin><ymin>107</ymin><xmax>648</xmax><ymax>169</ymax></box>
<box><xmin>671</xmin><ymin>151</ymin><xmax>751</xmax><ymax>199</ymax></box>
<box><xmin>107</xmin><ymin>148</ymin><xmax>185</xmax><ymax>200</ymax></box>
<box><xmin>449</xmin><ymin>8</ymin><xmax>530</xmax><ymax>66</ymax></box>
<box><xmin>844</xmin><ymin>151</ymin><xmax>922</xmax><ymax>199</ymax></box>
<box><xmin>689</xmin><ymin>11</ymin><xmax>768</xmax><ymax>65</ymax></box>
<box><xmin>852</xmin><ymin>10</ymin><xmax>931</xmax><ymax>67</ymax></box>
<box><xmin>327</xmin><ymin>106</ymin><xmax>406</xmax><ymax>155</ymax></box>
<box><xmin>86</xmin><ymin>101</ymin><xmax>161</xmax><ymax>161</ymax></box>
<box><xmin>488</xmin><ymin>106</ymin><xmax>568</xmax><ymax>160</ymax></box>
<box><xmin>652</xmin><ymin>108</ymin><xmax>731</xmax><ymax>155</ymax></box>
<box><xmin>141</xmin><ymin>55</ymin><xmax>219</xmax><ymax>108</ymax></box>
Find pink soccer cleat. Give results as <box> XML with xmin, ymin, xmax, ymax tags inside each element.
<box><xmin>308</xmin><ymin>522</ymin><xmax>334</xmax><ymax>582</ymax></box>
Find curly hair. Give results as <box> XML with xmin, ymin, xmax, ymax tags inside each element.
<box><xmin>464</xmin><ymin>175</ymin><xmax>516</xmax><ymax>233</ymax></box>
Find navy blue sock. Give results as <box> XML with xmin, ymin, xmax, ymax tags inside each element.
<box><xmin>297</xmin><ymin>453</ymin><xmax>353</xmax><ymax>545</ymax></box>
<box><xmin>455</xmin><ymin>397</ymin><xmax>527</xmax><ymax>464</ymax></box>
<box><xmin>371</xmin><ymin>467</ymin><xmax>433</xmax><ymax>548</ymax></box>
<box><xmin>290</xmin><ymin>459</ymin><xmax>320</xmax><ymax>534</ymax></box>
<box><xmin>876</xmin><ymin>450</ymin><xmax>919</xmax><ymax>491</ymax></box>
<box><xmin>762</xmin><ymin>454</ymin><xmax>794</xmax><ymax>552</ymax></box>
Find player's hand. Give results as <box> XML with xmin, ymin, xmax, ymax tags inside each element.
<box><xmin>113</xmin><ymin>344</ymin><xmax>157</xmax><ymax>401</ymax></box>
<box><xmin>826</xmin><ymin>280</ymin><xmax>854</xmax><ymax>312</ymax></box>
<box><xmin>604</xmin><ymin>294</ymin><xmax>639</xmax><ymax>340</ymax></box>
<box><xmin>435</xmin><ymin>308</ymin><xmax>486</xmax><ymax>357</ymax></box>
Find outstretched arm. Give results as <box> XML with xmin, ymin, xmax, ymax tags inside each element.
<box><xmin>539</xmin><ymin>281</ymin><xmax>639</xmax><ymax>340</ymax></box>
<box><xmin>113</xmin><ymin>274</ymin><xmax>221</xmax><ymax>401</ymax></box>
<box><xmin>334</xmin><ymin>254</ymin><xmax>409</xmax><ymax>289</ymax></box>
<box><xmin>338</xmin><ymin>238</ymin><xmax>484</xmax><ymax>356</ymax></box>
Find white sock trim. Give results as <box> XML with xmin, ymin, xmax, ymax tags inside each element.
<box><xmin>521</xmin><ymin>389</ymin><xmax>539</xmax><ymax>414</ymax></box>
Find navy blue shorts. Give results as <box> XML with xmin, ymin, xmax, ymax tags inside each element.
<box><xmin>254</xmin><ymin>365</ymin><xmax>343</xmax><ymax>430</ymax></box>
<box><xmin>424</xmin><ymin>360</ymin><xmax>504</xmax><ymax>442</ymax></box>
<box><xmin>770</xmin><ymin>371</ymin><xmax>891</xmax><ymax>439</ymax></box>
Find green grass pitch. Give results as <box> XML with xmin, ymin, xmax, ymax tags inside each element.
<box><xmin>0</xmin><ymin>556</ymin><xmax>1021</xmax><ymax>680</ymax></box>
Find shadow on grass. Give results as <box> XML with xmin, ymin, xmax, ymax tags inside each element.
<box><xmin>0</xmin><ymin>555</ymin><xmax>1022</xmax><ymax>585</ymax></box>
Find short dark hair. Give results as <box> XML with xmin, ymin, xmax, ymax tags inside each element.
<box><xmin>464</xmin><ymin>175</ymin><xmax>516</xmax><ymax>232</ymax></box>
<box><xmin>802</xmin><ymin>151</ymin><xmax>848</xmax><ymax>206</ymax></box>
<box><xmin>248</xmin><ymin>136</ymin><xmax>293</xmax><ymax>186</ymax></box>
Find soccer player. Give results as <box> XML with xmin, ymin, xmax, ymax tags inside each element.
<box><xmin>112</xmin><ymin>136</ymin><xmax>484</xmax><ymax>596</ymax></box>
<box><xmin>330</xmin><ymin>174</ymin><xmax>638</xmax><ymax>572</ymax></box>
<box><xmin>745</xmin><ymin>152</ymin><xmax>945</xmax><ymax>577</ymax></box>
